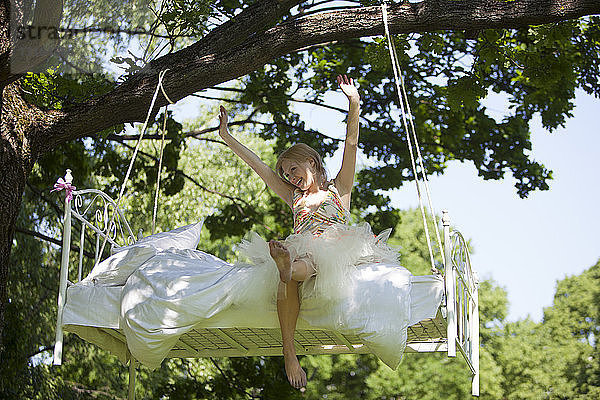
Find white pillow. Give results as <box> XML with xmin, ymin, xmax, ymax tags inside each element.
<box><xmin>83</xmin><ymin>221</ymin><xmax>204</xmax><ymax>286</ymax></box>
<box><xmin>114</xmin><ymin>220</ymin><xmax>204</xmax><ymax>253</ymax></box>
<box><xmin>81</xmin><ymin>245</ymin><xmax>157</xmax><ymax>286</ymax></box>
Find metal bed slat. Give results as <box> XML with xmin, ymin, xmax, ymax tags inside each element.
<box><xmin>167</xmin><ymin>319</ymin><xmax>449</xmax><ymax>357</ymax></box>
<box><xmin>332</xmin><ymin>332</ymin><xmax>355</xmax><ymax>351</ymax></box>
<box><xmin>176</xmin><ymin>336</ymin><xmax>200</xmax><ymax>355</ymax></box>
<box><xmin>215</xmin><ymin>328</ymin><xmax>248</xmax><ymax>352</ymax></box>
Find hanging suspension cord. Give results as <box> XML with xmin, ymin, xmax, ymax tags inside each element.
<box><xmin>152</xmin><ymin>105</ymin><xmax>169</xmax><ymax>235</ymax></box>
<box><xmin>398</xmin><ymin>64</ymin><xmax>445</xmax><ymax>270</ymax></box>
<box><xmin>152</xmin><ymin>70</ymin><xmax>174</xmax><ymax>234</ymax></box>
<box><xmin>388</xmin><ymin>18</ymin><xmax>445</xmax><ymax>269</ymax></box>
<box><xmin>116</xmin><ymin>69</ymin><xmax>173</xmax><ymax>207</ymax></box>
<box><xmin>98</xmin><ymin>69</ymin><xmax>174</xmax><ymax>256</ymax></box>
<box><xmin>381</xmin><ymin>3</ymin><xmax>443</xmax><ymax>273</ymax></box>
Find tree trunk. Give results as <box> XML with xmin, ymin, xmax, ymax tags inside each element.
<box><xmin>0</xmin><ymin>153</ymin><xmax>25</xmax><ymax>356</ymax></box>
<box><xmin>0</xmin><ymin>83</ymin><xmax>38</xmax><ymax>353</ymax></box>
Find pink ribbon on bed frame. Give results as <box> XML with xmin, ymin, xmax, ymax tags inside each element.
<box><xmin>51</xmin><ymin>178</ymin><xmax>76</xmax><ymax>202</ymax></box>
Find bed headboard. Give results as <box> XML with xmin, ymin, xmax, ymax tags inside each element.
<box><xmin>56</xmin><ymin>169</ymin><xmax>139</xmax><ymax>282</ymax></box>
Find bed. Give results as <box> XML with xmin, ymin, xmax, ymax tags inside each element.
<box><xmin>51</xmin><ymin>170</ymin><xmax>480</xmax><ymax>398</ymax></box>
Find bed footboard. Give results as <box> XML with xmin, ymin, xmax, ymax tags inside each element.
<box><xmin>442</xmin><ymin>210</ymin><xmax>479</xmax><ymax>396</ymax></box>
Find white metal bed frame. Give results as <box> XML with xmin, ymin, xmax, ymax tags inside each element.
<box><xmin>52</xmin><ymin>170</ymin><xmax>480</xmax><ymax>398</ymax></box>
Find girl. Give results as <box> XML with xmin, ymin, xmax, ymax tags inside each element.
<box><xmin>219</xmin><ymin>75</ymin><xmax>396</xmax><ymax>388</ymax></box>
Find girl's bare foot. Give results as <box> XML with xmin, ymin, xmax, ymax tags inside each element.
<box><xmin>269</xmin><ymin>240</ymin><xmax>292</xmax><ymax>283</ymax></box>
<box><xmin>284</xmin><ymin>352</ymin><xmax>307</xmax><ymax>389</ymax></box>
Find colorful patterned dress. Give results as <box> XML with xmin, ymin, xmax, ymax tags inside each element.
<box><xmin>292</xmin><ymin>184</ymin><xmax>350</xmax><ymax>236</ymax></box>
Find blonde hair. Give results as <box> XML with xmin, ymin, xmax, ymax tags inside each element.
<box><xmin>275</xmin><ymin>143</ymin><xmax>328</xmax><ymax>188</ymax></box>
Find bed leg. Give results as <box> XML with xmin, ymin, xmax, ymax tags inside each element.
<box><xmin>53</xmin><ymin>179</ymin><xmax>73</xmax><ymax>366</ymax></box>
<box><xmin>128</xmin><ymin>358</ymin><xmax>136</xmax><ymax>400</ymax></box>
<box><xmin>471</xmin><ymin>277</ymin><xmax>480</xmax><ymax>396</ymax></box>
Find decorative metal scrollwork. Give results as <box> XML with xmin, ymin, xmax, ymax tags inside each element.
<box><xmin>449</xmin><ymin>229</ymin><xmax>478</xmax><ymax>373</ymax></box>
<box><xmin>450</xmin><ymin>231</ymin><xmax>477</xmax><ymax>296</ymax></box>
<box><xmin>70</xmin><ymin>189</ymin><xmax>136</xmax><ymax>247</ymax></box>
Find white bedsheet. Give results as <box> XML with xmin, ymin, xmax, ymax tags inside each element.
<box><xmin>63</xmin><ymin>249</ymin><xmax>443</xmax><ymax>369</ymax></box>
<box><xmin>64</xmin><ymin>274</ymin><xmax>442</xmax><ymax>330</ymax></box>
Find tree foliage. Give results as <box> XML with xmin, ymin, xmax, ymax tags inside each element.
<box><xmin>16</xmin><ymin>2</ymin><xmax>600</xmax><ymax>229</ymax></box>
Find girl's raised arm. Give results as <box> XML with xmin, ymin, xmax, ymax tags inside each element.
<box><xmin>334</xmin><ymin>75</ymin><xmax>360</xmax><ymax>209</ymax></box>
<box><xmin>218</xmin><ymin>106</ymin><xmax>295</xmax><ymax>208</ymax></box>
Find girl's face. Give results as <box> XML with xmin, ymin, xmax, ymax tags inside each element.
<box><xmin>281</xmin><ymin>158</ymin><xmax>318</xmax><ymax>191</ymax></box>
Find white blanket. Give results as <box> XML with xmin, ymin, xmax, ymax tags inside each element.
<box><xmin>119</xmin><ymin>247</ymin><xmax>442</xmax><ymax>369</ymax></box>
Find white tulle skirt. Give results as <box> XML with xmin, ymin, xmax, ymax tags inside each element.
<box><xmin>230</xmin><ymin>222</ymin><xmax>403</xmax><ymax>306</ymax></box>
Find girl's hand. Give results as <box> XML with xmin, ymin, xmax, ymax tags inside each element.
<box><xmin>218</xmin><ymin>105</ymin><xmax>230</xmax><ymax>138</ymax></box>
<box><xmin>337</xmin><ymin>75</ymin><xmax>360</xmax><ymax>104</ymax></box>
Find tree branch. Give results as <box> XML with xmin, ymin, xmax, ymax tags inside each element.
<box><xmin>209</xmin><ymin>357</ymin><xmax>258</xmax><ymax>399</ymax></box>
<box><xmin>14</xmin><ymin>227</ymin><xmax>95</xmax><ymax>259</ymax></box>
<box><xmin>36</xmin><ymin>0</ymin><xmax>600</xmax><ymax>154</ymax></box>
<box><xmin>27</xmin><ymin>344</ymin><xmax>54</xmax><ymax>359</ymax></box>
<box><xmin>291</xmin><ymin>5</ymin><xmax>361</xmax><ymax>20</ymax></box>
<box><xmin>103</xmin><ymin>117</ymin><xmax>262</xmax><ymax>142</ymax></box>
<box><xmin>113</xmin><ymin>139</ymin><xmax>253</xmax><ymax>209</ymax></box>
<box><xmin>66</xmin><ymin>380</ymin><xmax>125</xmax><ymax>400</ymax></box>
<box><xmin>249</xmin><ymin>119</ymin><xmax>343</xmax><ymax>143</ymax></box>
<box><xmin>26</xmin><ymin>182</ymin><xmax>64</xmax><ymax>218</ymax></box>
<box><xmin>210</xmin><ymin>86</ymin><xmax>245</xmax><ymax>93</ymax></box>
<box><xmin>191</xmin><ymin>94</ymin><xmax>240</xmax><ymax>103</ymax></box>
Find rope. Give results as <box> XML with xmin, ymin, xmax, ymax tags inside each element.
<box><xmin>116</xmin><ymin>69</ymin><xmax>172</xmax><ymax>207</ymax></box>
<box><xmin>390</xmin><ymin>27</ymin><xmax>445</xmax><ymax>268</ymax></box>
<box><xmin>152</xmin><ymin>70</ymin><xmax>176</xmax><ymax>234</ymax></box>
<box><xmin>98</xmin><ymin>69</ymin><xmax>173</xmax><ymax>256</ymax></box>
<box><xmin>152</xmin><ymin>105</ymin><xmax>169</xmax><ymax>235</ymax></box>
<box><xmin>381</xmin><ymin>3</ymin><xmax>443</xmax><ymax>273</ymax></box>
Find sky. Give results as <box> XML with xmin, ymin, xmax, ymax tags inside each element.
<box><xmin>288</xmin><ymin>88</ymin><xmax>600</xmax><ymax>323</ymax></box>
